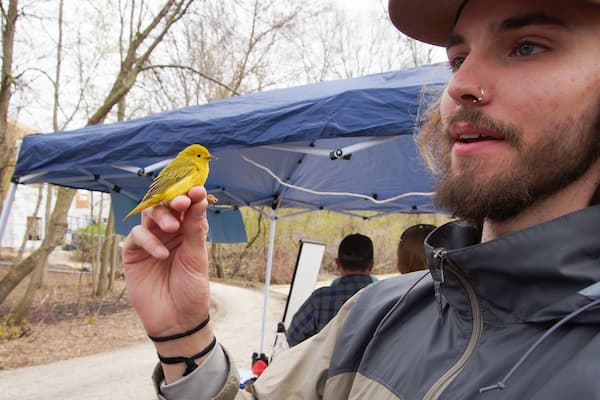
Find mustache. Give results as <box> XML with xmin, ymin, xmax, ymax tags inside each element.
<box><xmin>444</xmin><ymin>109</ymin><xmax>523</xmax><ymax>148</ymax></box>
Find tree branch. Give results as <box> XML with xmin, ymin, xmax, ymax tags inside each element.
<box><xmin>140</xmin><ymin>64</ymin><xmax>239</xmax><ymax>96</ymax></box>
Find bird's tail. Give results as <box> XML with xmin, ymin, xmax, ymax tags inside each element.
<box><xmin>123</xmin><ymin>203</ymin><xmax>143</xmax><ymax>221</ymax></box>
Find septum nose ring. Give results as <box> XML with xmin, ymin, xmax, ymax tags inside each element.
<box><xmin>472</xmin><ymin>87</ymin><xmax>485</xmax><ymax>104</ymax></box>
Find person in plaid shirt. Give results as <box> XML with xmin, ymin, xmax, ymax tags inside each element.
<box><xmin>286</xmin><ymin>233</ymin><xmax>376</xmax><ymax>347</ymax></box>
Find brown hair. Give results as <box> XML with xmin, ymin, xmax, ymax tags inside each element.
<box><xmin>416</xmin><ymin>93</ymin><xmax>445</xmax><ymax>176</ymax></box>
<box><xmin>396</xmin><ymin>224</ymin><xmax>436</xmax><ymax>274</ymax></box>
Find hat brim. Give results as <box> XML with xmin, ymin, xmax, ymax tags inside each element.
<box><xmin>388</xmin><ymin>0</ymin><xmax>464</xmax><ymax>47</ymax></box>
<box><xmin>388</xmin><ymin>0</ymin><xmax>600</xmax><ymax>47</ymax></box>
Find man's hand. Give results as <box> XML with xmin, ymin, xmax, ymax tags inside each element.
<box><xmin>122</xmin><ymin>186</ymin><xmax>214</xmax><ymax>382</ymax></box>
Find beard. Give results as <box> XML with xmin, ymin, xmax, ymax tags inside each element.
<box><xmin>434</xmin><ymin>101</ymin><xmax>600</xmax><ymax>225</ymax></box>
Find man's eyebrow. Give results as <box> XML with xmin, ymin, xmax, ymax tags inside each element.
<box><xmin>446</xmin><ymin>13</ymin><xmax>567</xmax><ymax>51</ymax></box>
<box><xmin>500</xmin><ymin>13</ymin><xmax>567</xmax><ymax>31</ymax></box>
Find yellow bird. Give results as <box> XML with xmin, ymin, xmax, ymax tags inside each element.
<box><xmin>124</xmin><ymin>144</ymin><xmax>217</xmax><ymax>220</ymax></box>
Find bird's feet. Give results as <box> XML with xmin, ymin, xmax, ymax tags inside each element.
<box><xmin>207</xmin><ymin>194</ymin><xmax>218</xmax><ymax>204</ymax></box>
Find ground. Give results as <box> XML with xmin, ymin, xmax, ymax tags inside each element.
<box><xmin>0</xmin><ymin>252</ymin><xmax>148</xmax><ymax>370</ymax></box>
<box><xmin>0</xmin><ymin>249</ymin><xmax>336</xmax><ymax>372</ymax></box>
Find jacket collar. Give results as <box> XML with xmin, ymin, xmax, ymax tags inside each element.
<box><xmin>425</xmin><ymin>205</ymin><xmax>600</xmax><ymax>323</ymax></box>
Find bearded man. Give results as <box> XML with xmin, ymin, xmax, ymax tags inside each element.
<box><xmin>121</xmin><ymin>0</ymin><xmax>600</xmax><ymax>398</ymax></box>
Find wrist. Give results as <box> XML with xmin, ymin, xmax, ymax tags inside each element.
<box><xmin>155</xmin><ymin>325</ymin><xmax>216</xmax><ymax>383</ymax></box>
<box><xmin>149</xmin><ymin>315</ymin><xmax>210</xmax><ymax>342</ymax></box>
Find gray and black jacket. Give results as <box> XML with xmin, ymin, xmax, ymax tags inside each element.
<box><xmin>156</xmin><ymin>205</ymin><xmax>600</xmax><ymax>400</ymax></box>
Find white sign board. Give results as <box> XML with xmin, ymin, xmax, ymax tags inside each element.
<box><xmin>282</xmin><ymin>240</ymin><xmax>326</xmax><ymax>329</ymax></box>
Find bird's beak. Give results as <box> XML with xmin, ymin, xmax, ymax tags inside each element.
<box><xmin>209</xmin><ymin>155</ymin><xmax>218</xmax><ymax>160</ymax></box>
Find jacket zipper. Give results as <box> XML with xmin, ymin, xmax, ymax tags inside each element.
<box><xmin>423</xmin><ymin>249</ymin><xmax>484</xmax><ymax>400</ymax></box>
<box><xmin>431</xmin><ymin>248</ymin><xmax>446</xmax><ymax>315</ymax></box>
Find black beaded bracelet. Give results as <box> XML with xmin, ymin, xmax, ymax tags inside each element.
<box><xmin>157</xmin><ymin>336</ymin><xmax>217</xmax><ymax>376</ymax></box>
<box><xmin>148</xmin><ymin>315</ymin><xmax>210</xmax><ymax>343</ymax></box>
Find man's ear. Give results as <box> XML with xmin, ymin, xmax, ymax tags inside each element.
<box><xmin>367</xmin><ymin>261</ymin><xmax>374</xmax><ymax>272</ymax></box>
<box><xmin>335</xmin><ymin>258</ymin><xmax>342</xmax><ymax>269</ymax></box>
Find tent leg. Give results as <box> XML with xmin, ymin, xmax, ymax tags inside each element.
<box><xmin>259</xmin><ymin>208</ymin><xmax>277</xmax><ymax>355</ymax></box>
<box><xmin>0</xmin><ymin>182</ymin><xmax>18</xmax><ymax>247</ymax></box>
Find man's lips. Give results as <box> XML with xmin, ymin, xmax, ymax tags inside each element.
<box><xmin>451</xmin><ymin>122</ymin><xmax>505</xmax><ymax>143</ymax></box>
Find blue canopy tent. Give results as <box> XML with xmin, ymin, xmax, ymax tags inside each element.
<box><xmin>2</xmin><ymin>63</ymin><xmax>449</xmax><ymax>354</ymax></box>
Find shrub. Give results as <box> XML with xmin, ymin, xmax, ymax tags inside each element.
<box><xmin>71</xmin><ymin>223</ymin><xmax>107</xmax><ymax>263</ymax></box>
<box><xmin>0</xmin><ymin>315</ymin><xmax>29</xmax><ymax>340</ymax></box>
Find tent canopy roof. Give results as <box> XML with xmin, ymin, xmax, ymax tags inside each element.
<box><xmin>14</xmin><ymin>63</ymin><xmax>449</xmax><ymax>217</ymax></box>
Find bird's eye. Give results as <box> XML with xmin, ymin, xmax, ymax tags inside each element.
<box><xmin>197</xmin><ymin>154</ymin><xmax>201</xmax><ymax>158</ymax></box>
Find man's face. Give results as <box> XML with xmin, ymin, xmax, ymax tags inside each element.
<box><xmin>434</xmin><ymin>0</ymin><xmax>600</xmax><ymax>223</ymax></box>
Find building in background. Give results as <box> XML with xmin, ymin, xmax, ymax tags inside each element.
<box><xmin>1</xmin><ymin>185</ymin><xmax>110</xmax><ymax>252</ymax></box>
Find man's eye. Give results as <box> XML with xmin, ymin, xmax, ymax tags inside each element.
<box><xmin>511</xmin><ymin>41</ymin><xmax>546</xmax><ymax>57</ymax></box>
<box><xmin>448</xmin><ymin>56</ymin><xmax>465</xmax><ymax>72</ymax></box>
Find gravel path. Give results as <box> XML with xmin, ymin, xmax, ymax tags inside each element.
<box><xmin>0</xmin><ymin>282</ymin><xmax>287</xmax><ymax>400</ymax></box>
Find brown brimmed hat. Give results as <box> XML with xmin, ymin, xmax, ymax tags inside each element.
<box><xmin>388</xmin><ymin>0</ymin><xmax>600</xmax><ymax>47</ymax></box>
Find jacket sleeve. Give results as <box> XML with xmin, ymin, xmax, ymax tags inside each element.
<box><xmin>153</xmin><ymin>345</ymin><xmax>251</xmax><ymax>400</ymax></box>
<box><xmin>152</xmin><ymin>293</ymin><xmax>360</xmax><ymax>400</ymax></box>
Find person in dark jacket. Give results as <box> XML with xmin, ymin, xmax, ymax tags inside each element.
<box><xmin>286</xmin><ymin>233</ymin><xmax>376</xmax><ymax>347</ymax></box>
<box><xmin>121</xmin><ymin>0</ymin><xmax>600</xmax><ymax>398</ymax></box>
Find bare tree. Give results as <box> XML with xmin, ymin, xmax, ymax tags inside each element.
<box><xmin>95</xmin><ymin>87</ymin><xmax>126</xmax><ymax>298</ymax></box>
<box><xmin>0</xmin><ymin>0</ymin><xmax>19</xmax><ymax>212</ymax></box>
<box><xmin>1</xmin><ymin>186</ymin><xmax>73</xmax><ymax>321</ymax></box>
<box><xmin>130</xmin><ymin>0</ymin><xmax>323</xmax><ymax>115</ymax></box>
<box><xmin>0</xmin><ymin>0</ymin><xmax>196</xmax><ymax>316</ymax></box>
<box><xmin>41</xmin><ymin>184</ymin><xmax>53</xmax><ymax>285</ymax></box>
<box><xmin>95</xmin><ymin>206</ymin><xmax>114</xmax><ymax>297</ymax></box>
<box><xmin>286</xmin><ymin>2</ymin><xmax>437</xmax><ymax>84</ymax></box>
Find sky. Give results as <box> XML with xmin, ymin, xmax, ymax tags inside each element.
<box><xmin>331</xmin><ymin>0</ymin><xmax>446</xmax><ymax>62</ymax></box>
<box><xmin>12</xmin><ymin>0</ymin><xmax>446</xmax><ymax>133</ymax></box>
<box><xmin>332</xmin><ymin>0</ymin><xmax>383</xmax><ymax>14</ymax></box>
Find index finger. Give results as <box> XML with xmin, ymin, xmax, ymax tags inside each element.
<box><xmin>141</xmin><ymin>203</ymin><xmax>181</xmax><ymax>232</ymax></box>
<box><xmin>140</xmin><ymin>186</ymin><xmax>208</xmax><ymax>231</ymax></box>
<box><xmin>164</xmin><ymin>186</ymin><xmax>207</xmax><ymax>211</ymax></box>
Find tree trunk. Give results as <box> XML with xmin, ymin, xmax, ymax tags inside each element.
<box><xmin>41</xmin><ymin>184</ymin><xmax>53</xmax><ymax>285</ymax></box>
<box><xmin>95</xmin><ymin>205</ymin><xmax>114</xmax><ymax>297</ymax></box>
<box><xmin>0</xmin><ymin>186</ymin><xmax>74</xmax><ymax>305</ymax></box>
<box><xmin>107</xmin><ymin>230</ymin><xmax>118</xmax><ymax>292</ymax></box>
<box><xmin>0</xmin><ymin>0</ymin><xmax>19</xmax><ymax>212</ymax></box>
<box><xmin>210</xmin><ymin>243</ymin><xmax>225</xmax><ymax>278</ymax></box>
<box><xmin>91</xmin><ymin>192</ymin><xmax>104</xmax><ymax>294</ymax></box>
<box><xmin>104</xmin><ymin>95</ymin><xmax>126</xmax><ymax>294</ymax></box>
<box><xmin>85</xmin><ymin>191</ymin><xmax>98</xmax><ymax>293</ymax></box>
<box><xmin>10</xmin><ymin>245</ymin><xmax>46</xmax><ymax>324</ymax></box>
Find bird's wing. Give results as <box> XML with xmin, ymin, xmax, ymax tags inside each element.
<box><xmin>141</xmin><ymin>160</ymin><xmax>197</xmax><ymax>201</ymax></box>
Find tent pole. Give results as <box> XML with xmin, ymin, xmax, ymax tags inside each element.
<box><xmin>0</xmin><ymin>182</ymin><xmax>18</xmax><ymax>247</ymax></box>
<box><xmin>1</xmin><ymin>140</ymin><xmax>22</xmax><ymax>247</ymax></box>
<box><xmin>259</xmin><ymin>208</ymin><xmax>277</xmax><ymax>355</ymax></box>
